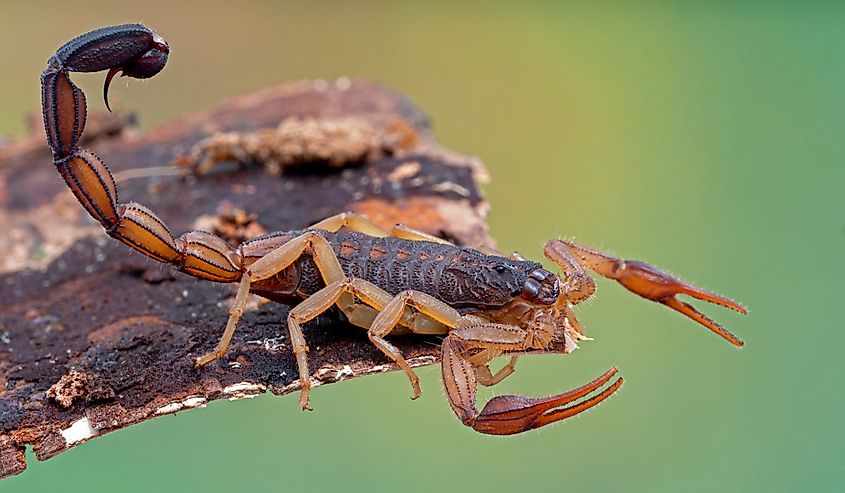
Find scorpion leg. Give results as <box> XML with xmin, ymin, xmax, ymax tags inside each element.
<box><xmin>472</xmin><ymin>353</ymin><xmax>519</xmax><ymax>387</ymax></box>
<box><xmin>235</xmin><ymin>229</ymin><xmax>433</xmax><ymax>409</ymax></box>
<box><xmin>287</xmin><ymin>277</ymin><xmax>395</xmax><ymax>409</ymax></box>
<box><xmin>391</xmin><ymin>224</ymin><xmax>453</xmax><ymax>244</ymax></box>
<box><xmin>367</xmin><ymin>290</ymin><xmax>465</xmax><ymax>398</ymax></box>
<box><xmin>309</xmin><ymin>211</ymin><xmax>486</xmax><ymax>250</ymax></box>
<box><xmin>309</xmin><ymin>212</ymin><xmax>389</xmax><ymax>237</ymax></box>
<box><xmin>196</xmin><ymin>231</ymin><xmax>348</xmax><ymax>404</ymax></box>
<box><xmin>310</xmin><ymin>213</ymin><xmax>463</xmax><ymax>330</ymax></box>
<box><xmin>391</xmin><ymin>225</ymin><xmax>524</xmax><ymax>260</ymax></box>
<box><xmin>289</xmin><ymin>275</ymin><xmax>448</xmax><ymax>406</ymax></box>
<box><xmin>548</xmin><ymin>239</ymin><xmax>748</xmax><ymax>347</ymax></box>
<box><xmin>193</xmin><ymin>276</ymin><xmax>252</xmax><ymax>366</ymax></box>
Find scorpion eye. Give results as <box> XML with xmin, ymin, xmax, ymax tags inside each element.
<box><xmin>494</xmin><ymin>264</ymin><xmax>507</xmax><ymax>274</ymax></box>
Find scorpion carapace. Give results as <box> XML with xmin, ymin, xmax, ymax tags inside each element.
<box><xmin>41</xmin><ymin>24</ymin><xmax>747</xmax><ymax>436</ymax></box>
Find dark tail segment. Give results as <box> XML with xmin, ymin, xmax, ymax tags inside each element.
<box><xmin>41</xmin><ymin>25</ymin><xmax>241</xmax><ymax>284</ymax></box>
<box><xmin>41</xmin><ymin>67</ymin><xmax>87</xmax><ymax>162</ymax></box>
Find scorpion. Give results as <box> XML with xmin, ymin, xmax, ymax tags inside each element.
<box><xmin>40</xmin><ymin>24</ymin><xmax>747</xmax><ymax>435</ymax></box>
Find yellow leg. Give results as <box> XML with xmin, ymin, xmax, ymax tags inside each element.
<box><xmin>390</xmin><ymin>224</ymin><xmax>452</xmax><ymax>244</ymax></box>
<box><xmin>473</xmin><ymin>354</ymin><xmax>519</xmax><ymax>387</ymax></box>
<box><xmin>287</xmin><ymin>277</ymin><xmax>395</xmax><ymax>409</ymax></box>
<box><xmin>366</xmin><ymin>290</ymin><xmax>465</xmax><ymax>398</ymax></box>
<box><xmin>194</xmin><ymin>276</ymin><xmax>253</xmax><ymax>366</ymax></box>
<box><xmin>309</xmin><ymin>211</ymin><xmax>389</xmax><ymax>237</ymax></box>
<box><xmin>194</xmin><ymin>231</ymin><xmax>344</xmax><ymax>371</ymax></box>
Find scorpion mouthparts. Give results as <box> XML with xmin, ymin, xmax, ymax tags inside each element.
<box><xmin>522</xmin><ymin>269</ymin><xmax>559</xmax><ymax>305</ymax></box>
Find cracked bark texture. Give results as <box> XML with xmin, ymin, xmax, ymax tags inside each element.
<box><xmin>0</xmin><ymin>79</ymin><xmax>561</xmax><ymax>479</ymax></box>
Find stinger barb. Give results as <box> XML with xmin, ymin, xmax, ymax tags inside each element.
<box><xmin>103</xmin><ymin>67</ymin><xmax>121</xmax><ymax>112</ymax></box>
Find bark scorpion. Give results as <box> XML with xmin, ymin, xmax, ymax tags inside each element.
<box><xmin>40</xmin><ymin>24</ymin><xmax>747</xmax><ymax>435</ymax></box>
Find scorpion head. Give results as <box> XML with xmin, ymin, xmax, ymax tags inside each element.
<box><xmin>441</xmin><ymin>251</ymin><xmax>560</xmax><ymax>308</ymax></box>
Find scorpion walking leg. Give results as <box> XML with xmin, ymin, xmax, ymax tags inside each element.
<box><xmin>547</xmin><ymin>239</ymin><xmax>748</xmax><ymax>346</ymax></box>
<box><xmin>472</xmin><ymin>353</ymin><xmax>519</xmax><ymax>387</ymax></box>
<box><xmin>242</xmin><ymin>228</ymin><xmax>436</xmax><ymax>409</ymax></box>
<box><xmin>193</xmin><ymin>231</ymin><xmax>344</xmax><ymax>367</ymax></box>
<box><xmin>194</xmin><ymin>277</ymin><xmax>252</xmax><ymax>366</ymax></box>
<box><xmin>303</xmin><ymin>212</ymin><xmax>444</xmax><ymax>333</ymax></box>
<box><xmin>315</xmin><ymin>214</ymin><xmax>452</xmax><ymax>247</ymax></box>
<box><xmin>391</xmin><ymin>224</ymin><xmax>453</xmax><ymax>244</ymax></box>
<box><xmin>287</xmin><ymin>277</ymin><xmax>403</xmax><ymax>409</ymax></box>
<box><xmin>391</xmin><ymin>225</ymin><xmax>521</xmax><ymax>260</ymax></box>
<box><xmin>341</xmin><ymin>218</ymin><xmax>519</xmax><ymax>265</ymax></box>
<box><xmin>309</xmin><ymin>212</ymin><xmax>389</xmax><ymax>237</ymax></box>
<box><xmin>222</xmin><ymin>232</ymin><xmax>349</xmax><ymax>407</ymax></box>
<box><xmin>367</xmin><ymin>290</ymin><xmax>465</xmax><ymax>399</ymax></box>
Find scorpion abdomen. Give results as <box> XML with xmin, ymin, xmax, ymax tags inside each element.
<box><xmin>292</xmin><ymin>230</ymin><xmax>539</xmax><ymax>309</ymax></box>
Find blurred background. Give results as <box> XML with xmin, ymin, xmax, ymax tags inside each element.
<box><xmin>2</xmin><ymin>1</ymin><xmax>842</xmax><ymax>491</ymax></box>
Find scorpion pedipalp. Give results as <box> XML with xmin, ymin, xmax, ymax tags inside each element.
<box><xmin>549</xmin><ymin>239</ymin><xmax>748</xmax><ymax>347</ymax></box>
<box><xmin>445</xmin><ymin>334</ymin><xmax>622</xmax><ymax>435</ymax></box>
<box><xmin>472</xmin><ymin>367</ymin><xmax>622</xmax><ymax>435</ymax></box>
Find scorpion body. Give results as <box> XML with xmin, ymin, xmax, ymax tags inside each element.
<box><xmin>40</xmin><ymin>24</ymin><xmax>747</xmax><ymax>435</ymax></box>
<box><xmin>244</xmin><ymin>230</ymin><xmax>549</xmax><ymax>310</ymax></box>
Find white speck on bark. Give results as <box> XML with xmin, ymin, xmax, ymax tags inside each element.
<box><xmin>60</xmin><ymin>417</ymin><xmax>96</xmax><ymax>445</ymax></box>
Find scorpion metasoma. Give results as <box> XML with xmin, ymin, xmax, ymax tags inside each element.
<box><xmin>40</xmin><ymin>24</ymin><xmax>747</xmax><ymax>435</ymax></box>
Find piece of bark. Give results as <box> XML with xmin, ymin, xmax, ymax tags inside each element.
<box><xmin>0</xmin><ymin>79</ymin><xmax>557</xmax><ymax>479</ymax></box>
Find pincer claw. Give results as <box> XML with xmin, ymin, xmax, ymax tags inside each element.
<box><xmin>469</xmin><ymin>367</ymin><xmax>623</xmax><ymax>435</ymax></box>
<box><xmin>556</xmin><ymin>240</ymin><xmax>747</xmax><ymax>347</ymax></box>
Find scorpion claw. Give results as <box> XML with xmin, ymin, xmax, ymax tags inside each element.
<box><xmin>661</xmin><ymin>297</ymin><xmax>745</xmax><ymax>348</ymax></box>
<box><xmin>557</xmin><ymin>240</ymin><xmax>747</xmax><ymax>347</ymax></box>
<box><xmin>470</xmin><ymin>367</ymin><xmax>623</xmax><ymax>435</ymax></box>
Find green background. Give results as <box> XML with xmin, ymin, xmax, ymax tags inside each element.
<box><xmin>2</xmin><ymin>2</ymin><xmax>842</xmax><ymax>491</ymax></box>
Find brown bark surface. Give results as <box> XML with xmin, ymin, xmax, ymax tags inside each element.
<box><xmin>0</xmin><ymin>80</ymin><xmax>561</xmax><ymax>478</ymax></box>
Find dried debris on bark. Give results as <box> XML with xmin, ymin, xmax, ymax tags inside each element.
<box><xmin>0</xmin><ymin>79</ymin><xmax>561</xmax><ymax>479</ymax></box>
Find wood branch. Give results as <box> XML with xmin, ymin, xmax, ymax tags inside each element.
<box><xmin>0</xmin><ymin>79</ymin><xmax>562</xmax><ymax>479</ymax></box>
